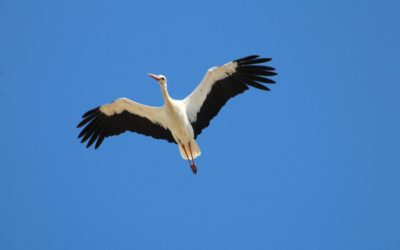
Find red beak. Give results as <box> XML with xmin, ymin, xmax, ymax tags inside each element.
<box><xmin>148</xmin><ymin>73</ymin><xmax>161</xmax><ymax>81</ymax></box>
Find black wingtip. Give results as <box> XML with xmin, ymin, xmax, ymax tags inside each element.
<box><xmin>235</xmin><ymin>55</ymin><xmax>260</xmax><ymax>63</ymax></box>
<box><xmin>247</xmin><ymin>81</ymin><xmax>271</xmax><ymax>91</ymax></box>
<box><xmin>240</xmin><ymin>58</ymin><xmax>272</xmax><ymax>65</ymax></box>
<box><xmin>82</xmin><ymin>107</ymin><xmax>100</xmax><ymax>118</ymax></box>
<box><xmin>77</xmin><ymin>119</ymin><xmax>87</xmax><ymax>128</ymax></box>
<box><xmin>78</xmin><ymin>132</ymin><xmax>84</xmax><ymax>139</ymax></box>
<box><xmin>94</xmin><ymin>139</ymin><xmax>102</xmax><ymax>149</ymax></box>
<box><xmin>231</xmin><ymin>54</ymin><xmax>277</xmax><ymax>90</ymax></box>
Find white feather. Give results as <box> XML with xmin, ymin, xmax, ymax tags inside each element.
<box><xmin>99</xmin><ymin>98</ymin><xmax>168</xmax><ymax>128</ymax></box>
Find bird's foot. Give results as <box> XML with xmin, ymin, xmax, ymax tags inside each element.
<box><xmin>190</xmin><ymin>163</ymin><xmax>197</xmax><ymax>175</ymax></box>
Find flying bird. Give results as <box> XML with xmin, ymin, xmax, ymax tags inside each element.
<box><xmin>77</xmin><ymin>55</ymin><xmax>277</xmax><ymax>174</ymax></box>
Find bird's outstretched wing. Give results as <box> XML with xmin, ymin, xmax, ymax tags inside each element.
<box><xmin>183</xmin><ymin>55</ymin><xmax>277</xmax><ymax>137</ymax></box>
<box><xmin>77</xmin><ymin>98</ymin><xmax>175</xmax><ymax>149</ymax></box>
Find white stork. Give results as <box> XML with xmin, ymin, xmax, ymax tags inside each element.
<box><xmin>77</xmin><ymin>55</ymin><xmax>277</xmax><ymax>174</ymax></box>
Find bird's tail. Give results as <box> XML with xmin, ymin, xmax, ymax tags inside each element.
<box><xmin>179</xmin><ymin>140</ymin><xmax>201</xmax><ymax>160</ymax></box>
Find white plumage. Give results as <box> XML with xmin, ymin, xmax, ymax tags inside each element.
<box><xmin>77</xmin><ymin>55</ymin><xmax>277</xmax><ymax>174</ymax></box>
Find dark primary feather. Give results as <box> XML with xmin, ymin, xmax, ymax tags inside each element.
<box><xmin>77</xmin><ymin>107</ymin><xmax>175</xmax><ymax>149</ymax></box>
<box><xmin>191</xmin><ymin>55</ymin><xmax>277</xmax><ymax>138</ymax></box>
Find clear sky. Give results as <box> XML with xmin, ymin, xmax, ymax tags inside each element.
<box><xmin>1</xmin><ymin>0</ymin><xmax>399</xmax><ymax>249</ymax></box>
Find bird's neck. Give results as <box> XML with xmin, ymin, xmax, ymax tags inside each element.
<box><xmin>161</xmin><ymin>84</ymin><xmax>172</xmax><ymax>105</ymax></box>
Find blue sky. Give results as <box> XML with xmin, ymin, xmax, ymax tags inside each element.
<box><xmin>1</xmin><ymin>0</ymin><xmax>399</xmax><ymax>249</ymax></box>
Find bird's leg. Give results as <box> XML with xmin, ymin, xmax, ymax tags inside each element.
<box><xmin>181</xmin><ymin>144</ymin><xmax>197</xmax><ymax>175</ymax></box>
<box><xmin>188</xmin><ymin>142</ymin><xmax>197</xmax><ymax>174</ymax></box>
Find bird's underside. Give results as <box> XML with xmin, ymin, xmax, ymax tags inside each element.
<box><xmin>77</xmin><ymin>55</ymin><xmax>277</xmax><ymax>174</ymax></box>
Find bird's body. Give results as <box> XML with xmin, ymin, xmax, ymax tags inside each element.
<box><xmin>77</xmin><ymin>55</ymin><xmax>277</xmax><ymax>174</ymax></box>
<box><xmin>159</xmin><ymin>98</ymin><xmax>201</xmax><ymax>161</ymax></box>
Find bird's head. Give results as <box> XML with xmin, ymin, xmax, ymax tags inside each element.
<box><xmin>148</xmin><ymin>74</ymin><xmax>167</xmax><ymax>86</ymax></box>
